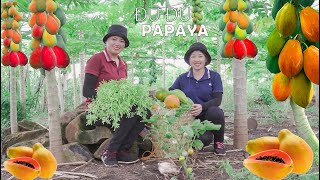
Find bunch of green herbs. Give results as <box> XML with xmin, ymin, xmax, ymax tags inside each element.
<box><xmin>87</xmin><ymin>79</ymin><xmax>152</xmax><ymax>129</ymax></box>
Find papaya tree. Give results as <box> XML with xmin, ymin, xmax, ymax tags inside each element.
<box><xmin>219</xmin><ymin>0</ymin><xmax>258</xmax><ymax>149</ymax></box>
<box><xmin>28</xmin><ymin>0</ymin><xmax>70</xmax><ymax>162</ymax></box>
<box><xmin>1</xmin><ymin>1</ymin><xmax>28</xmax><ymax>134</ymax></box>
<box><xmin>267</xmin><ymin>0</ymin><xmax>319</xmax><ymax>163</ymax></box>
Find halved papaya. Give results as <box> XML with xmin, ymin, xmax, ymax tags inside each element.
<box><xmin>3</xmin><ymin>157</ymin><xmax>41</xmax><ymax>180</ymax></box>
<box><xmin>243</xmin><ymin>149</ymin><xmax>293</xmax><ymax>180</ymax></box>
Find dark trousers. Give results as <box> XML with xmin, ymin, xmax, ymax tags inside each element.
<box><xmin>107</xmin><ymin>108</ymin><xmax>151</xmax><ymax>151</ymax></box>
<box><xmin>197</xmin><ymin>106</ymin><xmax>225</xmax><ymax>146</ymax></box>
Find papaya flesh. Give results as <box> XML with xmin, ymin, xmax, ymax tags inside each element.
<box><xmin>32</xmin><ymin>143</ymin><xmax>57</xmax><ymax>179</ymax></box>
<box><xmin>4</xmin><ymin>157</ymin><xmax>41</xmax><ymax>180</ymax></box>
<box><xmin>7</xmin><ymin>146</ymin><xmax>33</xmax><ymax>158</ymax></box>
<box><xmin>246</xmin><ymin>136</ymin><xmax>280</xmax><ymax>155</ymax></box>
<box><xmin>243</xmin><ymin>149</ymin><xmax>293</xmax><ymax>180</ymax></box>
<box><xmin>278</xmin><ymin>129</ymin><xmax>314</xmax><ymax>174</ymax></box>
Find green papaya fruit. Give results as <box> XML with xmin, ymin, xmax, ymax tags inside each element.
<box><xmin>219</xmin><ymin>18</ymin><xmax>226</xmax><ymax>31</ymax></box>
<box><xmin>275</xmin><ymin>2</ymin><xmax>297</xmax><ymax>38</ymax></box>
<box><xmin>56</xmin><ymin>34</ymin><xmax>66</xmax><ymax>50</ymax></box>
<box><xmin>246</xmin><ymin>21</ymin><xmax>253</xmax><ymax>34</ymax></box>
<box><xmin>170</xmin><ymin>89</ymin><xmax>189</xmax><ymax>104</ymax></box>
<box><xmin>219</xmin><ymin>3</ymin><xmax>225</xmax><ymax>13</ymax></box>
<box><xmin>58</xmin><ymin>28</ymin><xmax>67</xmax><ymax>43</ymax></box>
<box><xmin>291</xmin><ymin>71</ymin><xmax>314</xmax><ymax>108</ymax></box>
<box><xmin>244</xmin><ymin>1</ymin><xmax>252</xmax><ymax>14</ymax></box>
<box><xmin>54</xmin><ymin>7</ymin><xmax>67</xmax><ymax>26</ymax></box>
<box><xmin>266</xmin><ymin>55</ymin><xmax>281</xmax><ymax>74</ymax></box>
<box><xmin>229</xmin><ymin>0</ymin><xmax>238</xmax><ymax>11</ymax></box>
<box><xmin>36</xmin><ymin>0</ymin><xmax>46</xmax><ymax>12</ymax></box>
<box><xmin>266</xmin><ymin>28</ymin><xmax>287</xmax><ymax>57</ymax></box>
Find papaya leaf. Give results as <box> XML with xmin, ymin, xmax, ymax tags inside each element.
<box><xmin>193</xmin><ymin>139</ymin><xmax>204</xmax><ymax>150</ymax></box>
<box><xmin>180</xmin><ymin>125</ymin><xmax>194</xmax><ymax>138</ymax></box>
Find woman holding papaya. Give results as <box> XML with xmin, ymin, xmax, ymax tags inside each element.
<box><xmin>169</xmin><ymin>42</ymin><xmax>226</xmax><ymax>155</ymax></box>
<box><xmin>83</xmin><ymin>24</ymin><xmax>150</xmax><ymax>166</ymax></box>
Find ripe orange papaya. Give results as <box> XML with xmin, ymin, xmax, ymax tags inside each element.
<box><xmin>243</xmin><ymin>149</ymin><xmax>293</xmax><ymax>180</ymax></box>
<box><xmin>155</xmin><ymin>88</ymin><xmax>169</xmax><ymax>102</ymax></box>
<box><xmin>272</xmin><ymin>72</ymin><xmax>291</xmax><ymax>101</ymax></box>
<box><xmin>278</xmin><ymin>39</ymin><xmax>303</xmax><ymax>78</ymax></box>
<box><xmin>246</xmin><ymin>136</ymin><xmax>280</xmax><ymax>155</ymax></box>
<box><xmin>3</xmin><ymin>157</ymin><xmax>41</xmax><ymax>180</ymax></box>
<box><xmin>32</xmin><ymin>143</ymin><xmax>57</xmax><ymax>179</ymax></box>
<box><xmin>300</xmin><ymin>6</ymin><xmax>319</xmax><ymax>42</ymax></box>
<box><xmin>303</xmin><ymin>45</ymin><xmax>319</xmax><ymax>85</ymax></box>
<box><xmin>278</xmin><ymin>129</ymin><xmax>314</xmax><ymax>174</ymax></box>
<box><xmin>164</xmin><ymin>95</ymin><xmax>180</xmax><ymax>109</ymax></box>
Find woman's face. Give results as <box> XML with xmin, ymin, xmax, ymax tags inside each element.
<box><xmin>105</xmin><ymin>36</ymin><xmax>125</xmax><ymax>56</ymax></box>
<box><xmin>189</xmin><ymin>50</ymin><xmax>207</xmax><ymax>70</ymax></box>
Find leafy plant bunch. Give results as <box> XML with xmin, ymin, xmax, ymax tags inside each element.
<box><xmin>87</xmin><ymin>79</ymin><xmax>153</xmax><ymax>129</ymax></box>
<box><xmin>268</xmin><ymin>0</ymin><xmax>319</xmax><ymax>108</ymax></box>
<box><xmin>146</xmin><ymin>103</ymin><xmax>221</xmax><ymax>180</ymax></box>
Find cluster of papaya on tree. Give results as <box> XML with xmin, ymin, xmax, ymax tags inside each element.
<box><xmin>154</xmin><ymin>88</ymin><xmax>193</xmax><ymax>109</ymax></box>
<box><xmin>269</xmin><ymin>0</ymin><xmax>319</xmax><ymax>108</ymax></box>
<box><xmin>191</xmin><ymin>0</ymin><xmax>204</xmax><ymax>33</ymax></box>
<box><xmin>219</xmin><ymin>0</ymin><xmax>258</xmax><ymax>60</ymax></box>
<box><xmin>244</xmin><ymin>129</ymin><xmax>314</xmax><ymax>179</ymax></box>
<box><xmin>28</xmin><ymin>0</ymin><xmax>69</xmax><ymax>71</ymax></box>
<box><xmin>3</xmin><ymin>143</ymin><xmax>57</xmax><ymax>180</ymax></box>
<box><xmin>1</xmin><ymin>1</ymin><xmax>27</xmax><ymax>67</ymax></box>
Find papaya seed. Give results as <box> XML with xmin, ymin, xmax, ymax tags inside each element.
<box><xmin>256</xmin><ymin>155</ymin><xmax>285</xmax><ymax>164</ymax></box>
<box><xmin>13</xmin><ymin>160</ymin><xmax>35</xmax><ymax>169</ymax></box>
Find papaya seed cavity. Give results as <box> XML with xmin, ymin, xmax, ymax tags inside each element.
<box><xmin>256</xmin><ymin>155</ymin><xmax>285</xmax><ymax>164</ymax></box>
<box><xmin>13</xmin><ymin>160</ymin><xmax>35</xmax><ymax>169</ymax></box>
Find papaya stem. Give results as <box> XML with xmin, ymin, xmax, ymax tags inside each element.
<box><xmin>290</xmin><ymin>97</ymin><xmax>319</xmax><ymax>165</ymax></box>
<box><xmin>301</xmin><ymin>42</ymin><xmax>309</xmax><ymax>50</ymax></box>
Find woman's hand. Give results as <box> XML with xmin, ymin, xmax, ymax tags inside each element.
<box><xmin>191</xmin><ymin>104</ymin><xmax>202</xmax><ymax>117</ymax></box>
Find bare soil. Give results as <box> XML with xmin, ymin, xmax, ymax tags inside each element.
<box><xmin>2</xmin><ymin>108</ymin><xmax>319</xmax><ymax>180</ymax></box>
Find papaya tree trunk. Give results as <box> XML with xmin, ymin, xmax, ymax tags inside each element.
<box><xmin>216</xmin><ymin>35</ymin><xmax>221</xmax><ymax>74</ymax></box>
<box><xmin>45</xmin><ymin>69</ymin><xmax>64</xmax><ymax>163</ymax></box>
<box><xmin>56</xmin><ymin>69</ymin><xmax>64</xmax><ymax>114</ymax></box>
<box><xmin>316</xmin><ymin>85</ymin><xmax>319</xmax><ymax>114</ymax></box>
<box><xmin>232</xmin><ymin>58</ymin><xmax>248</xmax><ymax>149</ymax></box>
<box><xmin>42</xmin><ymin>77</ymin><xmax>47</xmax><ymax>112</ymax></box>
<box><xmin>79</xmin><ymin>51</ymin><xmax>85</xmax><ymax>103</ymax></box>
<box><xmin>19</xmin><ymin>66</ymin><xmax>26</xmax><ymax>116</ymax></box>
<box><xmin>73</xmin><ymin>62</ymin><xmax>78</xmax><ymax>109</ymax></box>
<box><xmin>290</xmin><ymin>97</ymin><xmax>319</xmax><ymax>164</ymax></box>
<box><xmin>63</xmin><ymin>73</ymin><xmax>68</xmax><ymax>100</ymax></box>
<box><xmin>10</xmin><ymin>67</ymin><xmax>18</xmax><ymax>134</ymax></box>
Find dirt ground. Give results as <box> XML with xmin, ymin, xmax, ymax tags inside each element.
<box><xmin>1</xmin><ymin>108</ymin><xmax>319</xmax><ymax>180</ymax></box>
